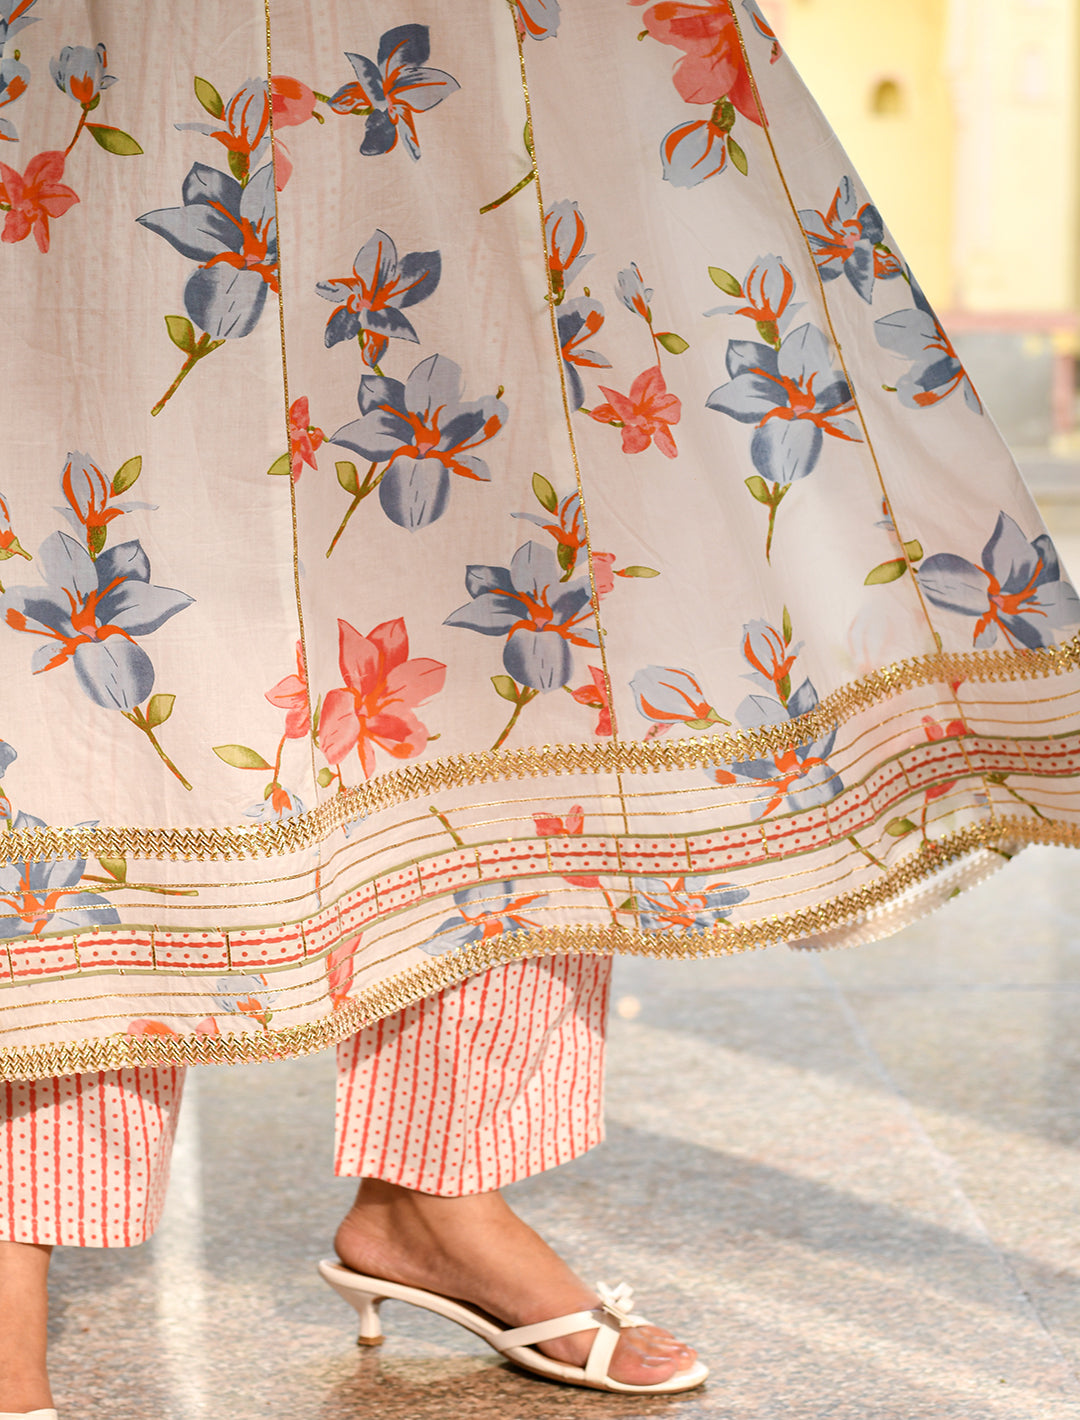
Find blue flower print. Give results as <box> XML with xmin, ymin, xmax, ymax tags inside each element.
<box><xmin>545</xmin><ymin>200</ymin><xmax>592</xmax><ymax>297</ymax></box>
<box><xmin>244</xmin><ymin>789</ymin><xmax>305</xmax><ymax>823</ymax></box>
<box><xmin>516</xmin><ymin>0</ymin><xmax>561</xmax><ymax>41</ymax></box>
<box><xmin>328</xmin><ymin>25</ymin><xmax>459</xmax><ymax>161</ymax></box>
<box><xmin>798</xmin><ymin>176</ymin><xmax>901</xmax><ymax>304</ymax></box>
<box><xmin>445</xmin><ymin>540</ymin><xmax>599</xmax><ymax>692</ymax></box>
<box><xmin>0</xmin><ymin>810</ymin><xmax>121</xmax><ymax>941</ymax></box>
<box><xmin>316</xmin><ymin>229</ymin><xmax>441</xmax><ymax>359</ymax></box>
<box><xmin>330</xmin><ymin>354</ymin><xmax>508</xmax><ymax>531</ymax></box>
<box><xmin>617</xmin><ymin>263</ymin><xmax>653</xmax><ymax>319</ymax></box>
<box><xmin>918</xmin><ymin>512</ymin><xmax>1080</xmax><ymax>651</ymax></box>
<box><xmin>557</xmin><ymin>297</ymin><xmax>610</xmax><ymax>410</ymax></box>
<box><xmin>661</xmin><ymin>118</ymin><xmax>730</xmax><ymax>189</ymax></box>
<box><xmin>213</xmin><ymin>974</ymin><xmax>274</xmax><ymax>1026</ymax></box>
<box><xmin>875</xmin><ymin>276</ymin><xmax>981</xmax><ymax>413</ymax></box>
<box><xmin>0</xmin><ymin>739</ymin><xmax>15</xmax><ymax>819</ymax></box>
<box><xmin>634</xmin><ymin>875</ymin><xmax>750</xmax><ymax>934</ymax></box>
<box><xmin>0</xmin><ymin>51</ymin><xmax>28</xmax><ymax>141</ymax></box>
<box><xmin>706</xmin><ymin>323</ymin><xmax>860</xmax><ymax>484</ymax></box>
<box><xmin>418</xmin><ymin>881</ymin><xmax>547</xmax><ymax>955</ymax></box>
<box><xmin>50</xmin><ymin>43</ymin><xmax>116</xmax><ymax>107</ymax></box>
<box><xmin>0</xmin><ymin>531</ymin><xmax>193</xmax><ymax>711</ymax></box>
<box><xmin>0</xmin><ymin>1</ymin><xmax>39</xmax><ymax>51</ymax></box>
<box><xmin>716</xmin><ymin>677</ymin><xmax>843</xmax><ymax>818</ymax></box>
<box><xmin>137</xmin><ymin>162</ymin><xmax>278</xmax><ymax>340</ymax></box>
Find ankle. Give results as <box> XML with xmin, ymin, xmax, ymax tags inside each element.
<box><xmin>0</xmin><ymin>1240</ymin><xmax>53</xmax><ymax>1411</ymax></box>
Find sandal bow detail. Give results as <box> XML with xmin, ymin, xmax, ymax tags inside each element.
<box><xmin>318</xmin><ymin>1258</ymin><xmax>708</xmax><ymax>1394</ymax></box>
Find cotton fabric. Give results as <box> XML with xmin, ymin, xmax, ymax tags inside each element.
<box><xmin>1</xmin><ymin>0</ymin><xmax>1078</xmax><ymax>1081</ymax></box>
<box><xmin>0</xmin><ymin>955</ymin><xmax>611</xmax><ymax>1241</ymax></box>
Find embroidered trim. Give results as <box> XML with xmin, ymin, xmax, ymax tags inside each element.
<box><xmin>0</xmin><ymin>635</ymin><xmax>1075</xmax><ymax>863</ymax></box>
<box><xmin>0</xmin><ymin>812</ymin><xmax>1074</xmax><ymax>1079</ymax></box>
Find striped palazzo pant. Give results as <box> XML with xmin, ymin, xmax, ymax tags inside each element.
<box><xmin>0</xmin><ymin>956</ymin><xmax>611</xmax><ymax>1247</ymax></box>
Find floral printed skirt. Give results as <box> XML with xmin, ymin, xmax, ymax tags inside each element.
<box><xmin>1</xmin><ymin>0</ymin><xmax>1078</xmax><ymax>1080</ymax></box>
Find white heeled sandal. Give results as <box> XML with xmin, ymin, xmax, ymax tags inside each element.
<box><xmin>0</xmin><ymin>1410</ymin><xmax>58</xmax><ymax>1418</ymax></box>
<box><xmin>318</xmin><ymin>1258</ymin><xmax>708</xmax><ymax>1394</ymax></box>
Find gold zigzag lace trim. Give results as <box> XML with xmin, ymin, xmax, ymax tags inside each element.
<box><xmin>1</xmin><ymin>812</ymin><xmax>1076</xmax><ymax>1079</ymax></box>
<box><xmin>0</xmin><ymin>636</ymin><xmax>1077</xmax><ymax>863</ymax></box>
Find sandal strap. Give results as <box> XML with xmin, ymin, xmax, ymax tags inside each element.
<box><xmin>497</xmin><ymin>1308</ymin><xmax>605</xmax><ymax>1349</ymax></box>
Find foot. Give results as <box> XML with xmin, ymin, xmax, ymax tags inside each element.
<box><xmin>0</xmin><ymin>1241</ymin><xmax>53</xmax><ymax>1414</ymax></box>
<box><xmin>334</xmin><ymin>1180</ymin><xmax>698</xmax><ymax>1388</ymax></box>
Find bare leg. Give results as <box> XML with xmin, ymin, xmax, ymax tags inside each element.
<box><xmin>334</xmin><ymin>1179</ymin><xmax>697</xmax><ymax>1387</ymax></box>
<box><xmin>0</xmin><ymin>1241</ymin><xmax>53</xmax><ymax>1414</ymax></box>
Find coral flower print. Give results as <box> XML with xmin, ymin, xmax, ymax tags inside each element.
<box><xmin>591</xmin><ymin>366</ymin><xmax>681</xmax><ymax>458</ymax></box>
<box><xmin>271</xmin><ymin>75</ymin><xmax>318</xmax><ymax>128</ymax></box>
<box><xmin>328</xmin><ymin>25</ymin><xmax>459</xmax><ymax>161</ymax></box>
<box><xmin>286</xmin><ymin>397</ymin><xmax>324</xmax><ymax>480</ymax></box>
<box><xmin>0</xmin><ymin>150</ymin><xmax>78</xmax><ymax>251</ymax></box>
<box><xmin>571</xmin><ymin>666</ymin><xmax>613</xmax><ymax>736</ymax></box>
<box><xmin>921</xmin><ymin>715</ymin><xmax>969</xmax><ymax>802</ymax></box>
<box><xmin>918</xmin><ymin>512</ymin><xmax>1080</xmax><ymax>650</ymax></box>
<box><xmin>51</xmin><ymin>43</ymin><xmax>117</xmax><ymax>106</ymax></box>
<box><xmin>265</xmin><ymin>641</ymin><xmax>311</xmax><ymax>739</ymax></box>
<box><xmin>319</xmin><ymin>617</ymin><xmax>446</xmax><ymax>778</ymax></box>
<box><xmin>634</xmin><ymin>2</ymin><xmax>760</xmax><ymax>116</ymax></box>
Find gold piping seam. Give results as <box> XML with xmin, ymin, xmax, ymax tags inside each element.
<box><xmin>2</xmin><ymin>813</ymin><xmax>1075</xmax><ymax>1079</ymax></box>
<box><xmin>727</xmin><ymin>7</ymin><xmax>990</xmax><ymax>803</ymax></box>
<box><xmin>262</xmin><ymin>0</ymin><xmax>320</xmax><ymax>814</ymax></box>
<box><xmin>0</xmin><ymin>637</ymin><xmax>1076</xmax><ymax>864</ymax></box>
<box><xmin>510</xmin><ymin>2</ymin><xmax>630</xmax><ymax>835</ymax></box>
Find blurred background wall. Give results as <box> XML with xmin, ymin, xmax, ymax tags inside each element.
<box><xmin>759</xmin><ymin>0</ymin><xmax>1080</xmax><ymax>464</ymax></box>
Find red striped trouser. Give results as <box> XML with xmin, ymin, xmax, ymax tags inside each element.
<box><xmin>0</xmin><ymin>955</ymin><xmax>611</xmax><ymax>1246</ymax></box>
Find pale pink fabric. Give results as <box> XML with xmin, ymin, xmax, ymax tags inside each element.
<box><xmin>0</xmin><ymin>1068</ymin><xmax>185</xmax><ymax>1247</ymax></box>
<box><xmin>0</xmin><ymin>956</ymin><xmax>611</xmax><ymax>1243</ymax></box>
<box><xmin>335</xmin><ymin>954</ymin><xmax>612</xmax><ymax>1194</ymax></box>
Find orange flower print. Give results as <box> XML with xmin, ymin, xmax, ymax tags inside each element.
<box><xmin>533</xmin><ymin>803</ymin><xmax>601</xmax><ymax>887</ymax></box>
<box><xmin>319</xmin><ymin>616</ymin><xmax>446</xmax><ymax>778</ymax></box>
<box><xmin>571</xmin><ymin>665</ymin><xmax>613</xmax><ymax>736</ymax></box>
<box><xmin>287</xmin><ymin>396</ymin><xmax>325</xmax><ymax>480</ymax></box>
<box><xmin>921</xmin><ymin>714</ymin><xmax>968</xmax><ymax>802</ymax></box>
<box><xmin>265</xmin><ymin>640</ymin><xmax>311</xmax><ymax>739</ymax></box>
<box><xmin>327</xmin><ymin>935</ymin><xmax>359</xmax><ymax>1007</ymax></box>
<box><xmin>591</xmin><ymin>366</ymin><xmax>681</xmax><ymax>458</ymax></box>
<box><xmin>271</xmin><ymin>75</ymin><xmax>318</xmax><ymax>128</ymax></box>
<box><xmin>0</xmin><ymin>150</ymin><xmax>79</xmax><ymax>252</ymax></box>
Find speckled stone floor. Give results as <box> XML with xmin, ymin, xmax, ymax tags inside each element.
<box><xmin>45</xmin><ymin>520</ymin><xmax>1080</xmax><ymax>1420</ymax></box>
<box><xmin>44</xmin><ymin>843</ymin><xmax>1080</xmax><ymax>1420</ymax></box>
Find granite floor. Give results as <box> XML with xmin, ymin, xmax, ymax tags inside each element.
<box><xmin>44</xmin><ymin>842</ymin><xmax>1080</xmax><ymax>1420</ymax></box>
<box><xmin>44</xmin><ymin>515</ymin><xmax>1080</xmax><ymax>1420</ymax></box>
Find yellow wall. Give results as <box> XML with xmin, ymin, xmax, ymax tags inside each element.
<box><xmin>760</xmin><ymin>0</ymin><xmax>1080</xmax><ymax>315</ymax></box>
<box><xmin>948</xmin><ymin>0</ymin><xmax>1079</xmax><ymax>314</ymax></box>
<box><xmin>760</xmin><ymin>0</ymin><xmax>956</xmax><ymax>308</ymax></box>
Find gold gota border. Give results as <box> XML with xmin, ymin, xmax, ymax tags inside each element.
<box><xmin>2</xmin><ymin>812</ymin><xmax>1078</xmax><ymax>1080</ymax></box>
<box><xmin>0</xmin><ymin>635</ymin><xmax>1078</xmax><ymax>864</ymax></box>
